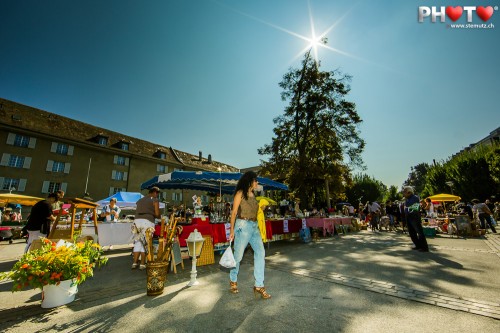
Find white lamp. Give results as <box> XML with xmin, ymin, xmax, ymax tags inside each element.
<box><xmin>186</xmin><ymin>229</ymin><xmax>205</xmax><ymax>286</ymax></box>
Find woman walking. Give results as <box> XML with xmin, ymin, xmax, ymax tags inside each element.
<box><xmin>228</xmin><ymin>171</ymin><xmax>271</xmax><ymax>299</ymax></box>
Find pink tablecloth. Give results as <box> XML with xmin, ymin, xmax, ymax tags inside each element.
<box><xmin>306</xmin><ymin>217</ymin><xmax>352</xmax><ymax>236</ymax></box>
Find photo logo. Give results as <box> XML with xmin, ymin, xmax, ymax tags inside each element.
<box><xmin>418</xmin><ymin>5</ymin><xmax>496</xmax><ymax>22</ymax></box>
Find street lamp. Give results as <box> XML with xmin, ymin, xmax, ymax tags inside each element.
<box><xmin>186</xmin><ymin>229</ymin><xmax>205</xmax><ymax>286</ymax></box>
<box><xmin>217</xmin><ymin>167</ymin><xmax>222</xmax><ymax>203</ymax></box>
<box><xmin>445</xmin><ymin>181</ymin><xmax>454</xmax><ymax>194</ymax></box>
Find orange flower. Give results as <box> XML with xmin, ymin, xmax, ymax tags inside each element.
<box><xmin>21</xmin><ymin>264</ymin><xmax>29</xmax><ymax>269</ymax></box>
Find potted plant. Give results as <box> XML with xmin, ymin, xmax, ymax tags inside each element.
<box><xmin>0</xmin><ymin>237</ymin><xmax>108</xmax><ymax>307</ymax></box>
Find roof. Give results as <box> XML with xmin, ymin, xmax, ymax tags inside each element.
<box><xmin>0</xmin><ymin>98</ymin><xmax>239</xmax><ymax>172</ymax></box>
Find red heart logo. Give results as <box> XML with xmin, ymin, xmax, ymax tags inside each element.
<box><xmin>476</xmin><ymin>6</ymin><xmax>494</xmax><ymax>21</ymax></box>
<box><xmin>446</xmin><ymin>6</ymin><xmax>463</xmax><ymax>22</ymax></box>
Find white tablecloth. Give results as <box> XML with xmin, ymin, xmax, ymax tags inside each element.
<box><xmin>82</xmin><ymin>222</ymin><xmax>134</xmax><ymax>247</ymax></box>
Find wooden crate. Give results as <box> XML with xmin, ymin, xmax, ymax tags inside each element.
<box><xmin>196</xmin><ymin>236</ymin><xmax>214</xmax><ymax>266</ymax></box>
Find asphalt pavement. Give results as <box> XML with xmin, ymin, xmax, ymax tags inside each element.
<box><xmin>1</xmin><ymin>230</ymin><xmax>499</xmax><ymax>332</ymax></box>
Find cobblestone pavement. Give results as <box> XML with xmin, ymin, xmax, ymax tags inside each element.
<box><xmin>1</xmin><ymin>231</ymin><xmax>499</xmax><ymax>332</ymax></box>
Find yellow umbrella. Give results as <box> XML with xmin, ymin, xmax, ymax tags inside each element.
<box><xmin>427</xmin><ymin>193</ymin><xmax>461</xmax><ymax>202</ymax></box>
<box><xmin>256</xmin><ymin>196</ymin><xmax>277</xmax><ymax>205</ymax></box>
<box><xmin>0</xmin><ymin>193</ymin><xmax>44</xmax><ymax>206</ymax></box>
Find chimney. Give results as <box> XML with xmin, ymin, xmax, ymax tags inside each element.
<box><xmin>199</xmin><ymin>151</ymin><xmax>202</xmax><ymax>161</ymax></box>
<box><xmin>208</xmin><ymin>154</ymin><xmax>212</xmax><ymax>163</ymax></box>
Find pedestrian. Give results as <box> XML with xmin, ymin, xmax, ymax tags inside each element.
<box><xmin>403</xmin><ymin>186</ymin><xmax>429</xmax><ymax>252</ymax></box>
<box><xmin>471</xmin><ymin>199</ymin><xmax>497</xmax><ymax>233</ymax></box>
<box><xmin>24</xmin><ymin>192</ymin><xmax>58</xmax><ymax>252</ymax></box>
<box><xmin>228</xmin><ymin>171</ymin><xmax>271</xmax><ymax>299</ymax></box>
<box><xmin>132</xmin><ymin>187</ymin><xmax>161</xmax><ymax>270</ymax></box>
<box><xmin>101</xmin><ymin>198</ymin><xmax>121</xmax><ymax>222</ymax></box>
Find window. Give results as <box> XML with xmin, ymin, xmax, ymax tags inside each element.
<box><xmin>41</xmin><ymin>181</ymin><xmax>66</xmax><ymax>193</ymax></box>
<box><xmin>56</xmin><ymin>143</ymin><xmax>68</xmax><ymax>155</ymax></box>
<box><xmin>116</xmin><ymin>156</ymin><xmax>126</xmax><ymax>165</ymax></box>
<box><xmin>98</xmin><ymin>137</ymin><xmax>108</xmax><ymax>145</ymax></box>
<box><xmin>118</xmin><ymin>142</ymin><xmax>129</xmax><ymax>151</ymax></box>
<box><xmin>111</xmin><ymin>170</ymin><xmax>128</xmax><ymax>181</ymax></box>
<box><xmin>14</xmin><ymin>134</ymin><xmax>29</xmax><ymax>148</ymax></box>
<box><xmin>172</xmin><ymin>192</ymin><xmax>183</xmax><ymax>201</ymax></box>
<box><xmin>48</xmin><ymin>182</ymin><xmax>61</xmax><ymax>193</ymax></box>
<box><xmin>52</xmin><ymin>161</ymin><xmax>65</xmax><ymax>173</ymax></box>
<box><xmin>158</xmin><ymin>164</ymin><xmax>166</xmax><ymax>173</ymax></box>
<box><xmin>8</xmin><ymin>155</ymin><xmax>25</xmax><ymax>168</ymax></box>
<box><xmin>109</xmin><ymin>187</ymin><xmax>126</xmax><ymax>196</ymax></box>
<box><xmin>158</xmin><ymin>152</ymin><xmax>166</xmax><ymax>159</ymax></box>
<box><xmin>2</xmin><ymin>178</ymin><xmax>19</xmax><ymax>191</ymax></box>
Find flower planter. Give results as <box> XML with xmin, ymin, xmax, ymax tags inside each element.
<box><xmin>41</xmin><ymin>279</ymin><xmax>78</xmax><ymax>308</ymax></box>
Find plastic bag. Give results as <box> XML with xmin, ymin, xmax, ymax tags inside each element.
<box><xmin>219</xmin><ymin>242</ymin><xmax>236</xmax><ymax>268</ymax></box>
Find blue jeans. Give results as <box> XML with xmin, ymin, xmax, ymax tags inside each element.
<box><xmin>229</xmin><ymin>219</ymin><xmax>266</xmax><ymax>287</ymax></box>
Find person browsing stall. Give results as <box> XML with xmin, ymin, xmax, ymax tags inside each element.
<box><xmin>228</xmin><ymin>171</ymin><xmax>271</xmax><ymax>299</ymax></box>
<box><xmin>403</xmin><ymin>186</ymin><xmax>429</xmax><ymax>252</ymax></box>
<box><xmin>101</xmin><ymin>198</ymin><xmax>121</xmax><ymax>222</ymax></box>
<box><xmin>24</xmin><ymin>192</ymin><xmax>58</xmax><ymax>252</ymax></box>
<box><xmin>132</xmin><ymin>187</ymin><xmax>161</xmax><ymax>270</ymax></box>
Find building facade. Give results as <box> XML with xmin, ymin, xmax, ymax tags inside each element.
<box><xmin>0</xmin><ymin>98</ymin><xmax>238</xmax><ymax>206</ymax></box>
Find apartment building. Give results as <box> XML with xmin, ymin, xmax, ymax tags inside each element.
<box><xmin>0</xmin><ymin>98</ymin><xmax>238</xmax><ymax>205</ymax></box>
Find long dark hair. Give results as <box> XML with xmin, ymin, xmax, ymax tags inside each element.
<box><xmin>235</xmin><ymin>171</ymin><xmax>257</xmax><ymax>200</ymax></box>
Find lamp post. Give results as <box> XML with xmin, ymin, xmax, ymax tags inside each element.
<box><xmin>186</xmin><ymin>229</ymin><xmax>205</xmax><ymax>286</ymax></box>
<box><xmin>217</xmin><ymin>167</ymin><xmax>222</xmax><ymax>203</ymax></box>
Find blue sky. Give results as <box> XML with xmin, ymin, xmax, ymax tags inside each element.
<box><xmin>1</xmin><ymin>0</ymin><xmax>499</xmax><ymax>188</ymax></box>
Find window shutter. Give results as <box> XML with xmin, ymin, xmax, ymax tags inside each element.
<box><xmin>23</xmin><ymin>157</ymin><xmax>31</xmax><ymax>169</ymax></box>
<box><xmin>42</xmin><ymin>181</ymin><xmax>50</xmax><ymax>193</ymax></box>
<box><xmin>157</xmin><ymin>164</ymin><xmax>161</xmax><ymax>172</ymax></box>
<box><xmin>28</xmin><ymin>137</ymin><xmax>36</xmax><ymax>148</ymax></box>
<box><xmin>61</xmin><ymin>183</ymin><xmax>68</xmax><ymax>192</ymax></box>
<box><xmin>6</xmin><ymin>133</ymin><xmax>15</xmax><ymax>145</ymax></box>
<box><xmin>46</xmin><ymin>160</ymin><xmax>54</xmax><ymax>171</ymax></box>
<box><xmin>0</xmin><ymin>153</ymin><xmax>9</xmax><ymax>166</ymax></box>
<box><xmin>18</xmin><ymin>179</ymin><xmax>27</xmax><ymax>191</ymax></box>
<box><xmin>64</xmin><ymin>163</ymin><xmax>71</xmax><ymax>174</ymax></box>
<box><xmin>113</xmin><ymin>155</ymin><xmax>118</xmax><ymax>164</ymax></box>
<box><xmin>51</xmin><ymin>142</ymin><xmax>57</xmax><ymax>152</ymax></box>
<box><xmin>112</xmin><ymin>170</ymin><xmax>116</xmax><ymax>180</ymax></box>
<box><xmin>125</xmin><ymin>157</ymin><xmax>129</xmax><ymax>166</ymax></box>
<box><xmin>180</xmin><ymin>193</ymin><xmax>183</xmax><ymax>201</ymax></box>
<box><xmin>123</xmin><ymin>172</ymin><xmax>128</xmax><ymax>181</ymax></box>
<box><xmin>68</xmin><ymin>145</ymin><xmax>74</xmax><ymax>156</ymax></box>
<box><xmin>109</xmin><ymin>187</ymin><xmax>114</xmax><ymax>196</ymax></box>
<box><xmin>0</xmin><ymin>177</ymin><xmax>4</xmax><ymax>188</ymax></box>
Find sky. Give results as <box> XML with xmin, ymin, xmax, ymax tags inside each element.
<box><xmin>1</xmin><ymin>0</ymin><xmax>499</xmax><ymax>188</ymax></box>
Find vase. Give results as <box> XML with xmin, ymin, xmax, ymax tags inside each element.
<box><xmin>41</xmin><ymin>279</ymin><xmax>78</xmax><ymax>308</ymax></box>
<box><xmin>146</xmin><ymin>261</ymin><xmax>169</xmax><ymax>296</ymax></box>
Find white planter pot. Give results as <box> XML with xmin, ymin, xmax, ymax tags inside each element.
<box><xmin>41</xmin><ymin>279</ymin><xmax>78</xmax><ymax>308</ymax></box>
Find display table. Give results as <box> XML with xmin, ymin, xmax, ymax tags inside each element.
<box><xmin>155</xmin><ymin>223</ymin><xmax>213</xmax><ymax>247</ymax></box>
<box><xmin>306</xmin><ymin>217</ymin><xmax>352</xmax><ymax>236</ymax></box>
<box><xmin>82</xmin><ymin>222</ymin><xmax>134</xmax><ymax>247</ymax></box>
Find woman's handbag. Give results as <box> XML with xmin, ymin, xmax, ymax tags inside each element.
<box><xmin>219</xmin><ymin>241</ymin><xmax>236</xmax><ymax>268</ymax></box>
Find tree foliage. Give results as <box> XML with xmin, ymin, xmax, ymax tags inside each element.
<box><xmin>408</xmin><ymin>144</ymin><xmax>499</xmax><ymax>201</ymax></box>
<box><xmin>344</xmin><ymin>174</ymin><xmax>386</xmax><ymax>206</ymax></box>
<box><xmin>258</xmin><ymin>49</ymin><xmax>365</xmax><ymax>207</ymax></box>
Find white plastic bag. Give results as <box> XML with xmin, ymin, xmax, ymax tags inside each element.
<box><xmin>219</xmin><ymin>242</ymin><xmax>236</xmax><ymax>268</ymax></box>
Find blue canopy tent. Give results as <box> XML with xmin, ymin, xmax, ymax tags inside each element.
<box><xmin>97</xmin><ymin>192</ymin><xmax>165</xmax><ymax>209</ymax></box>
<box><xmin>140</xmin><ymin>171</ymin><xmax>288</xmax><ymax>194</ymax></box>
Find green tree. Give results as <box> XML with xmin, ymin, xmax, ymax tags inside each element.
<box><xmin>404</xmin><ymin>162</ymin><xmax>430</xmax><ymax>195</ymax></box>
<box><xmin>345</xmin><ymin>174</ymin><xmax>385</xmax><ymax>207</ymax></box>
<box><xmin>258</xmin><ymin>46</ymin><xmax>365</xmax><ymax>207</ymax></box>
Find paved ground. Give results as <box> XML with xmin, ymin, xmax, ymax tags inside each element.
<box><xmin>1</xmin><ymin>230</ymin><xmax>499</xmax><ymax>332</ymax></box>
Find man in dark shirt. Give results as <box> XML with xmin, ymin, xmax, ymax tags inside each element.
<box><xmin>24</xmin><ymin>193</ymin><xmax>58</xmax><ymax>252</ymax></box>
<box><xmin>403</xmin><ymin>186</ymin><xmax>429</xmax><ymax>252</ymax></box>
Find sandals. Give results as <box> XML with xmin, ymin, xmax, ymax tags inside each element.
<box><xmin>131</xmin><ymin>263</ymin><xmax>139</xmax><ymax>269</ymax></box>
<box><xmin>139</xmin><ymin>264</ymin><xmax>147</xmax><ymax>270</ymax></box>
<box><xmin>253</xmin><ymin>286</ymin><xmax>271</xmax><ymax>299</ymax></box>
<box><xmin>229</xmin><ymin>281</ymin><xmax>239</xmax><ymax>294</ymax></box>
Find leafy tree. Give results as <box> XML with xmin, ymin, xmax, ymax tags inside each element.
<box><xmin>258</xmin><ymin>46</ymin><xmax>365</xmax><ymax>206</ymax></box>
<box><xmin>384</xmin><ymin>185</ymin><xmax>403</xmax><ymax>202</ymax></box>
<box><xmin>344</xmin><ymin>174</ymin><xmax>385</xmax><ymax>207</ymax></box>
<box><xmin>404</xmin><ymin>162</ymin><xmax>430</xmax><ymax>195</ymax></box>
